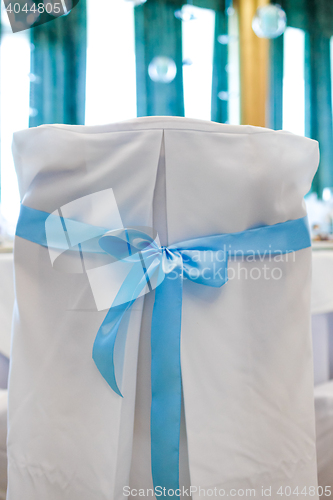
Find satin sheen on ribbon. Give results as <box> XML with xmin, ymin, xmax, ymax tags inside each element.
<box><xmin>16</xmin><ymin>203</ymin><xmax>312</xmax><ymax>497</ymax></box>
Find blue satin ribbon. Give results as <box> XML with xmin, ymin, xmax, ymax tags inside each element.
<box><xmin>16</xmin><ymin>204</ymin><xmax>312</xmax><ymax>497</ymax></box>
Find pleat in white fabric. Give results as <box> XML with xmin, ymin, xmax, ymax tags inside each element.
<box><xmin>8</xmin><ymin>117</ymin><xmax>320</xmax><ymax>500</ymax></box>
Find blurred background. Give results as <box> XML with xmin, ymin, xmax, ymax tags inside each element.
<box><xmin>0</xmin><ymin>0</ymin><xmax>333</xmax><ymax>234</ymax></box>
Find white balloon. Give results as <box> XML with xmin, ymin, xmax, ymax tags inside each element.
<box><xmin>148</xmin><ymin>57</ymin><xmax>177</xmax><ymax>84</ymax></box>
<box><xmin>252</xmin><ymin>4</ymin><xmax>287</xmax><ymax>39</ymax></box>
<box><xmin>174</xmin><ymin>6</ymin><xmax>196</xmax><ymax>22</ymax></box>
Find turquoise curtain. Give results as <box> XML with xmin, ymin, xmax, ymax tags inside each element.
<box><xmin>29</xmin><ymin>1</ymin><xmax>81</xmax><ymax>30</ymax></box>
<box><xmin>269</xmin><ymin>0</ymin><xmax>333</xmax><ymax>195</ymax></box>
<box><xmin>134</xmin><ymin>0</ymin><xmax>226</xmax><ymax>118</ymax></box>
<box><xmin>281</xmin><ymin>0</ymin><xmax>333</xmax><ymax>38</ymax></box>
<box><xmin>211</xmin><ymin>4</ymin><xmax>228</xmax><ymax>123</ymax></box>
<box><xmin>268</xmin><ymin>36</ymin><xmax>283</xmax><ymax>131</ymax></box>
<box><xmin>29</xmin><ymin>0</ymin><xmax>87</xmax><ymax>127</ymax></box>
<box><xmin>305</xmin><ymin>34</ymin><xmax>333</xmax><ymax>193</ymax></box>
<box><xmin>134</xmin><ymin>0</ymin><xmax>185</xmax><ymax>117</ymax></box>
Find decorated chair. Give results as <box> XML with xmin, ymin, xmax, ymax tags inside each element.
<box><xmin>8</xmin><ymin>117</ymin><xmax>319</xmax><ymax>500</ymax></box>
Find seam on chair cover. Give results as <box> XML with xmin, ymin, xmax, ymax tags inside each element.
<box><xmin>26</xmin><ymin>125</ymin><xmax>286</xmax><ymax>136</ymax></box>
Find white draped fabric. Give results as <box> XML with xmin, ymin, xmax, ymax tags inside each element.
<box><xmin>0</xmin><ymin>390</ymin><xmax>7</xmax><ymax>500</ymax></box>
<box><xmin>314</xmin><ymin>381</ymin><xmax>333</xmax><ymax>492</ymax></box>
<box><xmin>7</xmin><ymin>117</ymin><xmax>319</xmax><ymax>500</ymax></box>
<box><xmin>0</xmin><ymin>254</ymin><xmax>14</xmax><ymax>360</ymax></box>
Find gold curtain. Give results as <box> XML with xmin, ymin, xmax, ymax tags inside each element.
<box><xmin>236</xmin><ymin>0</ymin><xmax>270</xmax><ymax>127</ymax></box>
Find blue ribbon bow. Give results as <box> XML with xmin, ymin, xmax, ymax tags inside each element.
<box><xmin>15</xmin><ymin>204</ymin><xmax>312</xmax><ymax>497</ymax></box>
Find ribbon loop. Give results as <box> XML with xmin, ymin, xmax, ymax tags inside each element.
<box><xmin>99</xmin><ymin>227</ymin><xmax>161</xmax><ymax>261</ymax></box>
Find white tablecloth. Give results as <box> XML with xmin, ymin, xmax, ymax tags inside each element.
<box><xmin>312</xmin><ymin>249</ymin><xmax>333</xmax><ymax>315</ymax></box>
<box><xmin>311</xmin><ymin>249</ymin><xmax>333</xmax><ymax>386</ymax></box>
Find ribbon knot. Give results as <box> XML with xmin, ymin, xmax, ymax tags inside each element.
<box><xmin>162</xmin><ymin>247</ymin><xmax>183</xmax><ymax>275</ymax></box>
<box><xmin>94</xmin><ymin>228</ymin><xmax>228</xmax><ymax>396</ymax></box>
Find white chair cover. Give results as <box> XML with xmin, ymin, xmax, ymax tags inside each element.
<box><xmin>0</xmin><ymin>254</ymin><xmax>14</xmax><ymax>360</ymax></box>
<box><xmin>8</xmin><ymin>117</ymin><xmax>319</xmax><ymax>500</ymax></box>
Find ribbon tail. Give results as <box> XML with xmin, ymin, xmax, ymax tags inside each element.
<box><xmin>92</xmin><ymin>300</ymin><xmax>135</xmax><ymax>397</ymax></box>
<box><xmin>93</xmin><ymin>257</ymin><xmax>155</xmax><ymax>396</ymax></box>
<box><xmin>151</xmin><ymin>253</ymin><xmax>183</xmax><ymax>496</ymax></box>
